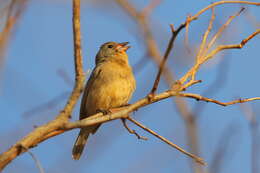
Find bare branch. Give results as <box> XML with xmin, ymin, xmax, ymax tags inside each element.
<box><xmin>72</xmin><ymin>0</ymin><xmax>84</xmax><ymax>78</ymax></box>
<box><xmin>0</xmin><ymin>0</ymin><xmax>85</xmax><ymax>170</ymax></box>
<box><xmin>180</xmin><ymin>29</ymin><xmax>260</xmax><ymax>87</ymax></box>
<box><xmin>149</xmin><ymin>25</ymin><xmax>177</xmax><ymax>95</ymax></box>
<box><xmin>202</xmin><ymin>29</ymin><xmax>260</xmax><ymax>61</ymax></box>
<box><xmin>184</xmin><ymin>15</ymin><xmax>192</xmax><ymax>53</ymax></box>
<box><xmin>189</xmin><ymin>1</ymin><xmax>260</xmax><ymax>22</ymax></box>
<box><xmin>126</xmin><ymin>117</ymin><xmax>206</xmax><ymax>165</ymax></box>
<box><xmin>115</xmin><ymin>0</ymin><xmax>175</xmax><ymax>86</ymax></box>
<box><xmin>178</xmin><ymin>93</ymin><xmax>260</xmax><ymax>106</ymax></box>
<box><xmin>180</xmin><ymin>1</ymin><xmax>259</xmax><ymax>55</ymax></box>
<box><xmin>0</xmin><ymin>0</ymin><xmax>27</xmax><ymax>65</ymax></box>
<box><xmin>203</xmin><ymin>7</ymin><xmax>245</xmax><ymax>57</ymax></box>
<box><xmin>121</xmin><ymin>118</ymin><xmax>148</xmax><ymax>140</ymax></box>
<box><xmin>25</xmin><ymin>147</ymin><xmax>45</xmax><ymax>173</ymax></box>
<box><xmin>195</xmin><ymin>8</ymin><xmax>215</xmax><ymax>64</ymax></box>
<box><xmin>1</xmin><ymin>1</ymin><xmax>259</xmax><ymax>171</ymax></box>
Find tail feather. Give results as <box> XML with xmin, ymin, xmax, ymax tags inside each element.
<box><xmin>72</xmin><ymin>129</ymin><xmax>90</xmax><ymax>160</ymax></box>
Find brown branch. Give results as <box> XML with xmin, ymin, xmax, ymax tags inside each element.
<box><xmin>116</xmin><ymin>1</ymin><xmax>259</xmax><ymax>172</ymax></box>
<box><xmin>0</xmin><ymin>0</ymin><xmax>85</xmax><ymax>170</ymax></box>
<box><xmin>72</xmin><ymin>0</ymin><xmax>84</xmax><ymax>78</ymax></box>
<box><xmin>1</xmin><ymin>79</ymin><xmax>259</xmax><ymax>169</ymax></box>
<box><xmin>115</xmin><ymin>0</ymin><xmax>175</xmax><ymax>86</ymax></box>
<box><xmin>193</xmin><ymin>56</ymin><xmax>230</xmax><ymax>116</ymax></box>
<box><xmin>144</xmin><ymin>1</ymin><xmax>259</xmax><ymax>93</ymax></box>
<box><xmin>149</xmin><ymin>25</ymin><xmax>177</xmax><ymax>95</ymax></box>
<box><xmin>182</xmin><ymin>1</ymin><xmax>259</xmax><ymax>63</ymax></box>
<box><xmin>189</xmin><ymin>1</ymin><xmax>259</xmax><ymax>23</ymax></box>
<box><xmin>202</xmin><ymin>7</ymin><xmax>245</xmax><ymax>57</ymax></box>
<box><xmin>1</xmin><ymin>1</ymin><xmax>259</xmax><ymax>171</ymax></box>
<box><xmin>195</xmin><ymin>8</ymin><xmax>215</xmax><ymax>64</ymax></box>
<box><xmin>23</xmin><ymin>147</ymin><xmax>45</xmax><ymax>173</ymax></box>
<box><xmin>202</xmin><ymin>29</ymin><xmax>260</xmax><ymax>61</ymax></box>
<box><xmin>121</xmin><ymin>118</ymin><xmax>148</xmax><ymax>140</ymax></box>
<box><xmin>126</xmin><ymin>117</ymin><xmax>206</xmax><ymax>165</ymax></box>
<box><xmin>63</xmin><ymin>90</ymin><xmax>181</xmax><ymax>129</ymax></box>
<box><xmin>174</xmin><ymin>101</ymin><xmax>203</xmax><ymax>173</ymax></box>
<box><xmin>178</xmin><ymin>92</ymin><xmax>260</xmax><ymax>106</ymax></box>
<box><xmin>184</xmin><ymin>15</ymin><xmax>192</xmax><ymax>53</ymax></box>
<box><xmin>180</xmin><ymin>29</ymin><xmax>260</xmax><ymax>87</ymax></box>
<box><xmin>189</xmin><ymin>8</ymin><xmax>244</xmax><ymax>83</ymax></box>
<box><xmin>0</xmin><ymin>0</ymin><xmax>27</xmax><ymax>65</ymax></box>
<box><xmin>0</xmin><ymin>86</ymin><xmax>178</xmax><ymax>170</ymax></box>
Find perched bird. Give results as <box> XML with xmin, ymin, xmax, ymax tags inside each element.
<box><xmin>72</xmin><ymin>41</ymin><xmax>136</xmax><ymax>160</ymax></box>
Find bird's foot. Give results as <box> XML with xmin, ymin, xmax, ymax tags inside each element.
<box><xmin>120</xmin><ymin>103</ymin><xmax>130</xmax><ymax>107</ymax></box>
<box><xmin>96</xmin><ymin>109</ymin><xmax>111</xmax><ymax>115</ymax></box>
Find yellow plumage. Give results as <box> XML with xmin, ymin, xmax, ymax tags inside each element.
<box><xmin>72</xmin><ymin>42</ymin><xmax>136</xmax><ymax>160</ymax></box>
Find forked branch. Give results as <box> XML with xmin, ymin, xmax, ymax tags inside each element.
<box><xmin>0</xmin><ymin>1</ymin><xmax>259</xmax><ymax>171</ymax></box>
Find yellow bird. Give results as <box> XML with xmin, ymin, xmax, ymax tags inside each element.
<box><xmin>72</xmin><ymin>41</ymin><xmax>136</xmax><ymax>160</ymax></box>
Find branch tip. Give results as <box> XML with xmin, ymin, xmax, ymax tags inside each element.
<box><xmin>121</xmin><ymin>118</ymin><xmax>148</xmax><ymax>140</ymax></box>
<box><xmin>170</xmin><ymin>24</ymin><xmax>175</xmax><ymax>32</ymax></box>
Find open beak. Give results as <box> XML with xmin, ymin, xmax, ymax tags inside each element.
<box><xmin>116</xmin><ymin>42</ymin><xmax>131</xmax><ymax>52</ymax></box>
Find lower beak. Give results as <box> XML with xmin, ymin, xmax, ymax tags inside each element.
<box><xmin>116</xmin><ymin>42</ymin><xmax>131</xmax><ymax>52</ymax></box>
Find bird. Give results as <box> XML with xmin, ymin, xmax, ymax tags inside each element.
<box><xmin>72</xmin><ymin>41</ymin><xmax>136</xmax><ymax>160</ymax></box>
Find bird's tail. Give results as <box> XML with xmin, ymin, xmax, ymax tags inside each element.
<box><xmin>72</xmin><ymin>129</ymin><xmax>90</xmax><ymax>160</ymax></box>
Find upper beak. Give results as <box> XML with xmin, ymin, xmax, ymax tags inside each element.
<box><xmin>116</xmin><ymin>42</ymin><xmax>131</xmax><ymax>52</ymax></box>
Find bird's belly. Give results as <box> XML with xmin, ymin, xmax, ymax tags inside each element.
<box><xmin>85</xmin><ymin>78</ymin><xmax>134</xmax><ymax>115</ymax></box>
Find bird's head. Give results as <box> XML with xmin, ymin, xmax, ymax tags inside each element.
<box><xmin>95</xmin><ymin>41</ymin><xmax>130</xmax><ymax>64</ymax></box>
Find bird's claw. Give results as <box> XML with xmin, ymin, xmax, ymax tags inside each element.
<box><xmin>96</xmin><ymin>109</ymin><xmax>111</xmax><ymax>115</ymax></box>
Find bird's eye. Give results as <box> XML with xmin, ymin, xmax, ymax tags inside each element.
<box><xmin>107</xmin><ymin>45</ymin><xmax>113</xmax><ymax>48</ymax></box>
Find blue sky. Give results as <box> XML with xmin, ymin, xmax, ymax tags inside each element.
<box><xmin>0</xmin><ymin>0</ymin><xmax>260</xmax><ymax>173</ymax></box>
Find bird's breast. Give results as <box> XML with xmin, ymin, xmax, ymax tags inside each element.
<box><xmin>84</xmin><ymin>61</ymin><xmax>135</xmax><ymax>115</ymax></box>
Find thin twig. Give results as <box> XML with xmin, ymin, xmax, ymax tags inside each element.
<box><xmin>1</xmin><ymin>1</ymin><xmax>259</xmax><ymax>171</ymax></box>
<box><xmin>56</xmin><ymin>0</ymin><xmax>86</xmax><ymax>120</ymax></box>
<box><xmin>72</xmin><ymin>0</ymin><xmax>84</xmax><ymax>78</ymax></box>
<box><xmin>181</xmin><ymin>1</ymin><xmax>259</xmax><ymax>60</ymax></box>
<box><xmin>0</xmin><ymin>0</ymin><xmax>27</xmax><ymax>64</ymax></box>
<box><xmin>178</xmin><ymin>92</ymin><xmax>260</xmax><ymax>106</ymax></box>
<box><xmin>126</xmin><ymin>117</ymin><xmax>206</xmax><ymax>165</ymax></box>
<box><xmin>149</xmin><ymin>24</ymin><xmax>184</xmax><ymax>95</ymax></box>
<box><xmin>203</xmin><ymin>7</ymin><xmax>245</xmax><ymax>57</ymax></box>
<box><xmin>180</xmin><ymin>29</ymin><xmax>260</xmax><ymax>86</ymax></box>
<box><xmin>121</xmin><ymin>118</ymin><xmax>148</xmax><ymax>140</ymax></box>
<box><xmin>189</xmin><ymin>1</ymin><xmax>260</xmax><ymax>22</ymax></box>
<box><xmin>184</xmin><ymin>15</ymin><xmax>192</xmax><ymax>53</ymax></box>
<box><xmin>115</xmin><ymin>0</ymin><xmax>175</xmax><ymax>86</ymax></box>
<box><xmin>0</xmin><ymin>0</ymin><xmax>85</xmax><ymax>170</ymax></box>
<box><xmin>195</xmin><ymin>8</ymin><xmax>215</xmax><ymax>64</ymax></box>
<box><xmin>2</xmin><ymin>58</ymin><xmax>260</xmax><ymax>170</ymax></box>
<box><xmin>202</xmin><ymin>29</ymin><xmax>260</xmax><ymax>61</ymax></box>
<box><xmin>20</xmin><ymin>145</ymin><xmax>45</xmax><ymax>173</ymax></box>
<box><xmin>193</xmin><ymin>56</ymin><xmax>230</xmax><ymax>116</ymax></box>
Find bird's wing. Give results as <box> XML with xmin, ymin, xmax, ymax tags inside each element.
<box><xmin>79</xmin><ymin>66</ymin><xmax>101</xmax><ymax>120</ymax></box>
